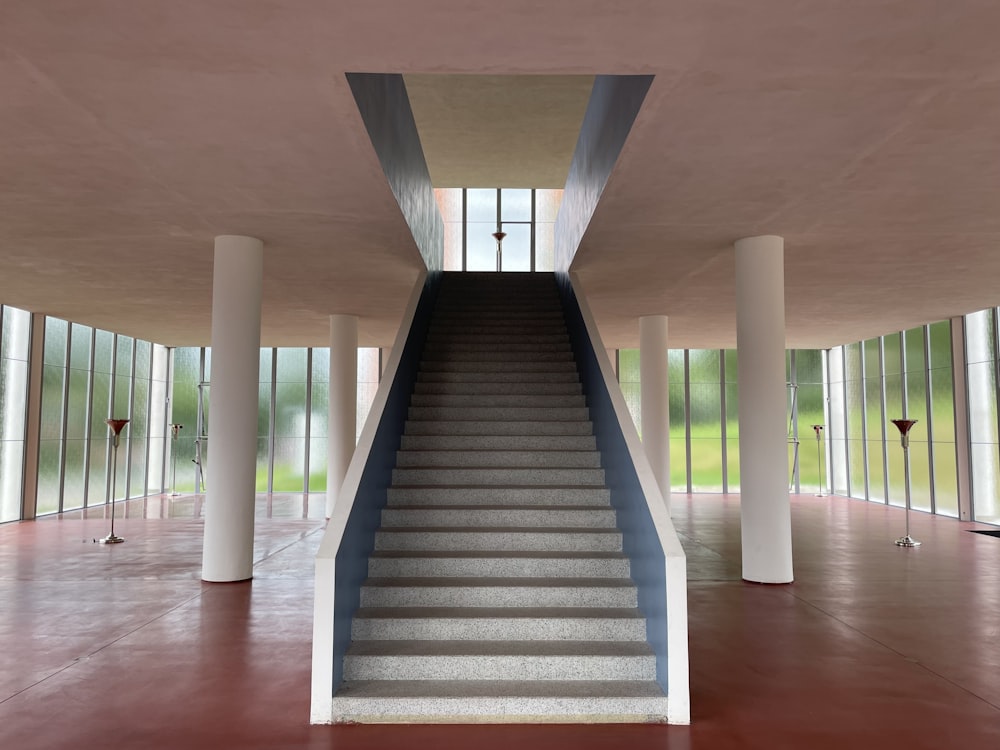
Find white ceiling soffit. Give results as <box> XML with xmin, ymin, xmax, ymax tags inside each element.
<box><xmin>404</xmin><ymin>74</ymin><xmax>595</xmax><ymax>189</ymax></box>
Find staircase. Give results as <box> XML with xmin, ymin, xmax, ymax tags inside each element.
<box><xmin>331</xmin><ymin>273</ymin><xmax>669</xmax><ymax>723</ymax></box>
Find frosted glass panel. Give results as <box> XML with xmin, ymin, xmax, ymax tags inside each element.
<box><xmin>866</xmin><ymin>440</ymin><xmax>886</xmax><ymax>502</ymax></box>
<box><xmin>0</xmin><ymin>438</ymin><xmax>25</xmax><ymax>521</ymax></box>
<box><xmin>2</xmin><ymin>306</ymin><xmax>31</xmax><ymax>361</ymax></box>
<box><xmin>929</xmin><ymin>321</ymin><xmax>952</xmax><ymax>369</ymax></box>
<box><xmin>434</xmin><ymin>188</ymin><xmax>463</xmax><ymax>222</ymax></box>
<box><xmin>88</xmin><ymin>439</ymin><xmax>109</xmax><ymax>503</ymax></box>
<box><xmin>501</xmin><ymin>189</ymin><xmax>531</xmax><ymax>221</ymax></box>
<box><xmin>466</xmin><ymin>223</ymin><xmax>497</xmax><ymax>271</ymax></box>
<box><xmin>670</xmin><ymin>438</ymin><xmax>687</xmax><ymax>491</ymax></box>
<box><xmin>44</xmin><ymin>318</ymin><xmax>68</xmax><ymax>365</ymax></box>
<box><xmin>929</xmin><ymin>367</ymin><xmax>955</xmax><ymax>442</ymax></box>
<box><xmin>536</xmin><ymin>189</ymin><xmax>563</xmax><ymax>222</ymax></box>
<box><xmin>467</xmin><ymin>189</ymin><xmax>496</xmax><ymax>223</ymax></box>
<box><xmin>971</xmin><ymin>441</ymin><xmax>1000</xmax><ymax>522</ymax></box>
<box><xmin>444</xmin><ymin>220</ymin><xmax>463</xmax><ymax>271</ymax></box>
<box><xmin>933</xmin><ymin>444</ymin><xmax>959</xmax><ymax>516</ymax></box>
<box><xmin>272</xmin><ymin>437</ymin><xmax>306</xmax><ymax>491</ymax></box>
<box><xmin>63</xmin><ymin>439</ymin><xmax>86</xmax><ymax>510</ymax></box>
<box><xmin>70</xmin><ymin>324</ymin><xmax>92</xmax><ymax>369</ymax></box>
<box><xmin>726</xmin><ymin>438</ymin><xmax>740</xmax><ymax>492</ymax></box>
<box><xmin>309</xmin><ymin>436</ymin><xmax>327</xmax><ymax>491</ymax></box>
<box><xmin>690</xmin><ymin>438</ymin><xmax>723</xmax><ymax>491</ymax></box>
<box><xmin>848</xmin><ymin>439</ymin><xmax>866</xmax><ymax>498</ymax></box>
<box><xmin>65</xmin><ymin>369</ymin><xmax>90</xmax><ymax>440</ymax></box>
<box><xmin>535</xmin><ymin>222</ymin><xmax>554</xmax><ymax>272</ymax></box>
<box><xmin>134</xmin><ymin>340</ymin><xmax>151</xmax><ymax>380</ymax></box>
<box><xmin>967</xmin><ymin>361</ymin><xmax>997</xmax><ymax>444</ymax></box>
<box><xmin>499</xmin><ymin>223</ymin><xmax>530</xmax><ymax>272</ymax></box>
<box><xmin>37</xmin><ymin>439</ymin><xmax>62</xmax><ymax>514</ymax></box>
<box><xmin>1</xmin><ymin>358</ymin><xmax>28</xmax><ymax>441</ymax></box>
<box><xmin>276</xmin><ymin>348</ymin><xmax>308</xmax><ymax>382</ymax></box>
<box><xmin>274</xmin><ymin>382</ymin><xmax>307</xmax><ymax>437</ymax></box>
<box><xmin>908</xmin><ymin>440</ymin><xmax>932</xmax><ymax>512</ymax></box>
<box><xmin>40</xmin><ymin>365</ymin><xmax>65</xmax><ymax>440</ymax></box>
<box><xmin>94</xmin><ymin>330</ymin><xmax>114</xmax><ymax>373</ymax></box>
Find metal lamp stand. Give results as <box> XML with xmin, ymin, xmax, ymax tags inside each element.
<box><xmin>98</xmin><ymin>418</ymin><xmax>129</xmax><ymax>544</ymax></box>
<box><xmin>891</xmin><ymin>418</ymin><xmax>921</xmax><ymax>547</ymax></box>
<box><xmin>169</xmin><ymin>424</ymin><xmax>183</xmax><ymax>496</ymax></box>
<box><xmin>812</xmin><ymin>424</ymin><xmax>826</xmax><ymax>497</ymax></box>
<box><xmin>492</xmin><ymin>230</ymin><xmax>506</xmax><ymax>273</ymax></box>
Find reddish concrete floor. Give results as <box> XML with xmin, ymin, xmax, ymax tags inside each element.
<box><xmin>1</xmin><ymin>493</ymin><xmax>998</xmax><ymax>749</ymax></box>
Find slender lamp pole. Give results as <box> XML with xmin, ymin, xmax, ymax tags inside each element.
<box><xmin>99</xmin><ymin>418</ymin><xmax>130</xmax><ymax>544</ymax></box>
<box><xmin>492</xmin><ymin>231</ymin><xmax>506</xmax><ymax>273</ymax></box>
<box><xmin>811</xmin><ymin>424</ymin><xmax>825</xmax><ymax>497</ymax></box>
<box><xmin>890</xmin><ymin>418</ymin><xmax>921</xmax><ymax>547</ymax></box>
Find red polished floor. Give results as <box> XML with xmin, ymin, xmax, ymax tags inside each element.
<box><xmin>1</xmin><ymin>492</ymin><xmax>999</xmax><ymax>749</ymax></box>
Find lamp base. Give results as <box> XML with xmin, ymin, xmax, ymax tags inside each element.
<box><xmin>894</xmin><ymin>535</ymin><xmax>921</xmax><ymax>547</ymax></box>
<box><xmin>98</xmin><ymin>533</ymin><xmax>126</xmax><ymax>545</ymax></box>
<box><xmin>815</xmin><ymin>491</ymin><xmax>827</xmax><ymax>497</ymax></box>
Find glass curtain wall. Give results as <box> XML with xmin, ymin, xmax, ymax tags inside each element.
<box><xmin>827</xmin><ymin>322</ymin><xmax>959</xmax><ymax>517</ymax></box>
<box><xmin>967</xmin><ymin>309</ymin><xmax>1000</xmax><ymax>523</ymax></box>
<box><xmin>616</xmin><ymin>348</ymin><xmax>823</xmax><ymax>494</ymax></box>
<box><xmin>435</xmin><ymin>188</ymin><xmax>562</xmax><ymax>272</ymax></box>
<box><xmin>1</xmin><ymin>305</ymin><xmax>31</xmax><ymax>522</ymax></box>
<box><xmin>169</xmin><ymin>346</ymin><xmax>381</xmax><ymax>495</ymax></box>
<box><xmin>34</xmin><ymin>317</ymin><xmax>169</xmax><ymax>515</ymax></box>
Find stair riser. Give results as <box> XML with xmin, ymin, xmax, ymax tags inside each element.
<box><xmin>374</xmin><ymin>530</ymin><xmax>622</xmax><ymax>552</ymax></box>
<box><xmin>367</xmin><ymin>556</ymin><xmax>630</xmax><ymax>578</ymax></box>
<box><xmin>424</xmin><ymin>340</ymin><xmax>570</xmax><ymax>352</ymax></box>
<box><xmin>391</xmin><ymin>468</ymin><xmax>606</xmax><ymax>486</ymax></box>
<box><xmin>422</xmin><ymin>352</ymin><xmax>575</xmax><ymax>363</ymax></box>
<box><xmin>413</xmin><ymin>382</ymin><xmax>582</xmax><ymax>396</ymax></box>
<box><xmin>386</xmin><ymin>486</ymin><xmax>611</xmax><ymax>506</ymax></box>
<box><xmin>407</xmin><ymin>407</ymin><xmax>590</xmax><ymax>421</ymax></box>
<box><xmin>381</xmin><ymin>508</ymin><xmax>616</xmax><ymax>528</ymax></box>
<box><xmin>399</xmin><ymin>435</ymin><xmax>596</xmax><ymax>451</ymax></box>
<box><xmin>419</xmin><ymin>362</ymin><xmax>579</xmax><ymax>374</ymax></box>
<box><xmin>360</xmin><ymin>586</ymin><xmax>637</xmax><ymax>608</ymax></box>
<box><xmin>343</xmin><ymin>655</ymin><xmax>656</xmax><ymax>682</ymax></box>
<box><xmin>409</xmin><ymin>395</ymin><xmax>585</xmax><ymax>408</ymax></box>
<box><xmin>417</xmin><ymin>372</ymin><xmax>580</xmax><ymax>383</ymax></box>
<box><xmin>394</xmin><ymin>451</ymin><xmax>601</xmax><ymax>468</ymax></box>
<box><xmin>404</xmin><ymin>421</ymin><xmax>594</xmax><ymax>436</ymax></box>
<box><xmin>351</xmin><ymin>617</ymin><xmax>647</xmax><ymax>642</ymax></box>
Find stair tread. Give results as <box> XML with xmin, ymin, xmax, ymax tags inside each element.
<box><xmin>336</xmin><ymin>679</ymin><xmax>665</xmax><ymax>699</ymax></box>
<box><xmin>347</xmin><ymin>640</ymin><xmax>654</xmax><ymax>657</ymax></box>
<box><xmin>370</xmin><ymin>550</ymin><xmax>627</xmax><ymax>559</ymax></box>
<box><xmin>363</xmin><ymin>577</ymin><xmax>635</xmax><ymax>588</ymax></box>
<box><xmin>377</xmin><ymin>526</ymin><xmax>620</xmax><ymax>533</ymax></box>
<box><xmin>383</xmin><ymin>504</ymin><xmax>611</xmax><ymax>512</ymax></box>
<box><xmin>354</xmin><ymin>606</ymin><xmax>644</xmax><ymax>619</ymax></box>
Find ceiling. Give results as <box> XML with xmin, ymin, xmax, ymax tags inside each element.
<box><xmin>3</xmin><ymin>2</ymin><xmax>1000</xmax><ymax>350</ymax></box>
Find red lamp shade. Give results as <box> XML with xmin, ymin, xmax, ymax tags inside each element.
<box><xmin>105</xmin><ymin>418</ymin><xmax>130</xmax><ymax>435</ymax></box>
<box><xmin>811</xmin><ymin>424</ymin><xmax>824</xmax><ymax>435</ymax></box>
<box><xmin>491</xmin><ymin>231</ymin><xmax>507</xmax><ymax>243</ymax></box>
<box><xmin>890</xmin><ymin>419</ymin><xmax>918</xmax><ymax>436</ymax></box>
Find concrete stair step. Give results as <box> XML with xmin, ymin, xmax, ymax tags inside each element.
<box><xmin>421</xmin><ymin>351</ymin><xmax>575</xmax><ymax>363</ymax></box>
<box><xmin>395</xmin><ymin>449</ymin><xmax>600</xmax><ymax>468</ymax></box>
<box><xmin>386</xmin><ymin>485</ymin><xmax>611</xmax><ymax>506</ymax></box>
<box><xmin>417</xmin><ymin>370</ymin><xmax>579</xmax><ymax>383</ymax></box>
<box><xmin>390</xmin><ymin>467</ymin><xmax>605</xmax><ymax>486</ymax></box>
<box><xmin>403</xmin><ymin>420</ymin><xmax>593</xmax><ymax>436</ymax></box>
<box><xmin>374</xmin><ymin>527</ymin><xmax>623</xmax><ymax>552</ymax></box>
<box><xmin>400</xmin><ymin>434</ymin><xmax>596</xmax><ymax>451</ymax></box>
<box><xmin>409</xmin><ymin>394</ymin><xmax>585</xmax><ymax>408</ymax></box>
<box><xmin>342</xmin><ymin>640</ymin><xmax>656</xmax><ymax>681</ymax></box>
<box><xmin>425</xmin><ymin>334</ymin><xmax>570</xmax><ymax>346</ymax></box>
<box><xmin>427</xmin><ymin>328</ymin><xmax>568</xmax><ymax>341</ymax></box>
<box><xmin>359</xmin><ymin>577</ymin><xmax>638</xmax><ymax>608</ymax></box>
<box><xmin>381</xmin><ymin>505</ymin><xmax>616</xmax><ymax>528</ymax></box>
<box><xmin>331</xmin><ymin>679</ymin><xmax>669</xmax><ymax>723</ymax></box>
<box><xmin>407</xmin><ymin>406</ymin><xmax>590</xmax><ymax>421</ymax></box>
<box><xmin>412</xmin><ymin>381</ymin><xmax>582</xmax><ymax>396</ymax></box>
<box><xmin>367</xmin><ymin>551</ymin><xmax>630</xmax><ymax>578</ymax></box>
<box><xmin>419</xmin><ymin>360</ymin><xmax>579</xmax><ymax>374</ymax></box>
<box><xmin>351</xmin><ymin>606</ymin><xmax>646</xmax><ymax>641</ymax></box>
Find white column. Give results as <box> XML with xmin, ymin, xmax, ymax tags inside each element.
<box><xmin>640</xmin><ymin>316</ymin><xmax>670</xmax><ymax>510</ymax></box>
<box><xmin>326</xmin><ymin>315</ymin><xmax>358</xmax><ymax>518</ymax></box>
<box><xmin>201</xmin><ymin>235</ymin><xmax>263</xmax><ymax>583</ymax></box>
<box><xmin>735</xmin><ymin>235</ymin><xmax>793</xmax><ymax>584</ymax></box>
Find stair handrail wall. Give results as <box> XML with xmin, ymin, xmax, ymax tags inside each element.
<box><xmin>557</xmin><ymin>271</ymin><xmax>690</xmax><ymax>725</ymax></box>
<box><xmin>312</xmin><ymin>270</ymin><xmax>441</xmax><ymax>723</ymax></box>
